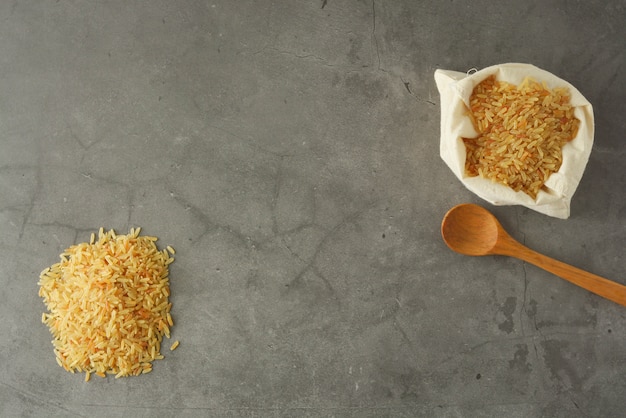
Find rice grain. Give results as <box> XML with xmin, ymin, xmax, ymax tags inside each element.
<box><xmin>462</xmin><ymin>75</ymin><xmax>579</xmax><ymax>199</ymax></box>
<box><xmin>38</xmin><ymin>228</ymin><xmax>176</xmax><ymax>379</ymax></box>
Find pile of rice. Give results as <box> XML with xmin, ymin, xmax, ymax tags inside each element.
<box><xmin>38</xmin><ymin>227</ymin><xmax>177</xmax><ymax>381</ymax></box>
<box><xmin>462</xmin><ymin>75</ymin><xmax>580</xmax><ymax>199</ymax></box>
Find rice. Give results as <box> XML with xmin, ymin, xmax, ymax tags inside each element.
<box><xmin>38</xmin><ymin>227</ymin><xmax>175</xmax><ymax>380</ymax></box>
<box><xmin>462</xmin><ymin>75</ymin><xmax>580</xmax><ymax>199</ymax></box>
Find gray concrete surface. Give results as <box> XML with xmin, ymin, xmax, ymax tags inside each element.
<box><xmin>1</xmin><ymin>0</ymin><xmax>625</xmax><ymax>417</ymax></box>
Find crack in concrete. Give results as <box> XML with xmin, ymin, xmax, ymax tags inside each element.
<box><xmin>271</xmin><ymin>156</ymin><xmax>286</xmax><ymax>236</ymax></box>
<box><xmin>284</xmin><ymin>205</ymin><xmax>373</xmax><ymax>294</ymax></box>
<box><xmin>0</xmin><ymin>381</ymin><xmax>88</xmax><ymax>418</ymax></box>
<box><xmin>18</xmin><ymin>153</ymin><xmax>43</xmax><ymax>241</ymax></box>
<box><xmin>371</xmin><ymin>0</ymin><xmax>382</xmax><ymax>71</ymax></box>
<box><xmin>170</xmin><ymin>192</ymin><xmax>254</xmax><ymax>250</ymax></box>
<box><xmin>400</xmin><ymin>76</ymin><xmax>437</xmax><ymax>105</ymax></box>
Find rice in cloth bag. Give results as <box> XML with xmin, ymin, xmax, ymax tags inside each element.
<box><xmin>434</xmin><ymin>63</ymin><xmax>594</xmax><ymax>219</ymax></box>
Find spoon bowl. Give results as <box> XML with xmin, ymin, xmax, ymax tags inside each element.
<box><xmin>441</xmin><ymin>203</ymin><xmax>500</xmax><ymax>256</ymax></box>
<box><xmin>441</xmin><ymin>203</ymin><xmax>626</xmax><ymax>307</ymax></box>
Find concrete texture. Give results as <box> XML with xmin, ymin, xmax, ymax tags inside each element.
<box><xmin>1</xmin><ymin>0</ymin><xmax>625</xmax><ymax>416</ymax></box>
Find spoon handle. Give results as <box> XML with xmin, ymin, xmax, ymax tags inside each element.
<box><xmin>509</xmin><ymin>243</ymin><xmax>626</xmax><ymax>307</ymax></box>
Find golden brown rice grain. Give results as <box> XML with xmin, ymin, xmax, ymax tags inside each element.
<box><xmin>38</xmin><ymin>228</ymin><xmax>175</xmax><ymax>380</ymax></box>
<box><xmin>170</xmin><ymin>340</ymin><xmax>180</xmax><ymax>351</ymax></box>
<box><xmin>463</xmin><ymin>75</ymin><xmax>579</xmax><ymax>199</ymax></box>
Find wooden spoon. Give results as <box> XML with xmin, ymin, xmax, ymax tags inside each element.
<box><xmin>441</xmin><ymin>203</ymin><xmax>626</xmax><ymax>307</ymax></box>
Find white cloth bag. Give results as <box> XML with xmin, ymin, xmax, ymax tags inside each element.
<box><xmin>434</xmin><ymin>63</ymin><xmax>594</xmax><ymax>219</ymax></box>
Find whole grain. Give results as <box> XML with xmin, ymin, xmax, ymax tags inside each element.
<box><xmin>38</xmin><ymin>227</ymin><xmax>175</xmax><ymax>380</ymax></box>
<box><xmin>463</xmin><ymin>75</ymin><xmax>580</xmax><ymax>199</ymax></box>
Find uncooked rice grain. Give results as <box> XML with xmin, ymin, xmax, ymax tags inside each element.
<box><xmin>38</xmin><ymin>228</ymin><xmax>175</xmax><ymax>380</ymax></box>
<box><xmin>462</xmin><ymin>75</ymin><xmax>580</xmax><ymax>199</ymax></box>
